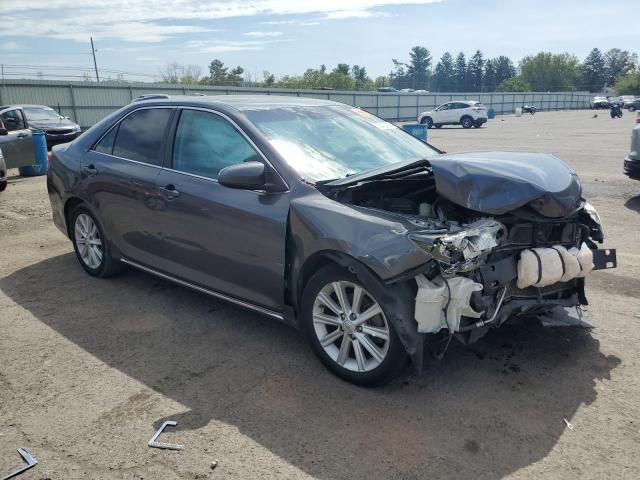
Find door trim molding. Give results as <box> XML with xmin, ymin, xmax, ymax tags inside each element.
<box><xmin>120</xmin><ymin>257</ymin><xmax>285</xmax><ymax>321</ymax></box>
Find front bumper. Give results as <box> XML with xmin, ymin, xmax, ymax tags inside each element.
<box><xmin>45</xmin><ymin>131</ymin><xmax>80</xmax><ymax>147</ymax></box>
<box><xmin>624</xmin><ymin>157</ymin><xmax>640</xmax><ymax>180</ymax></box>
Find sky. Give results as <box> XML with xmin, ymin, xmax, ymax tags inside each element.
<box><xmin>0</xmin><ymin>0</ymin><xmax>639</xmax><ymax>82</ymax></box>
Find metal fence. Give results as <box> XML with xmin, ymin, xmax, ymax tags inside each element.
<box><xmin>0</xmin><ymin>79</ymin><xmax>593</xmax><ymax>128</ymax></box>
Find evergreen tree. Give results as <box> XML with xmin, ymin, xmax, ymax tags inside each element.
<box><xmin>484</xmin><ymin>59</ymin><xmax>497</xmax><ymax>92</ymax></box>
<box><xmin>581</xmin><ymin>48</ymin><xmax>606</xmax><ymax>92</ymax></box>
<box><xmin>468</xmin><ymin>50</ymin><xmax>484</xmax><ymax>91</ymax></box>
<box><xmin>453</xmin><ymin>52</ymin><xmax>467</xmax><ymax>92</ymax></box>
<box><xmin>433</xmin><ymin>52</ymin><xmax>455</xmax><ymax>91</ymax></box>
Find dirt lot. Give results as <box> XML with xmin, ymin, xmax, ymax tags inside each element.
<box><xmin>1</xmin><ymin>110</ymin><xmax>639</xmax><ymax>480</ymax></box>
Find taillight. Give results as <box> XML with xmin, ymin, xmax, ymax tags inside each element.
<box><xmin>47</xmin><ymin>151</ymin><xmax>52</xmax><ymax>163</ymax></box>
<box><xmin>473</xmin><ymin>107</ymin><xmax>481</xmax><ymax>112</ymax></box>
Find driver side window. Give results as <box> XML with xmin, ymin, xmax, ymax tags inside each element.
<box><xmin>0</xmin><ymin>109</ymin><xmax>26</xmax><ymax>131</ymax></box>
<box><xmin>172</xmin><ymin>109</ymin><xmax>260</xmax><ymax>180</ymax></box>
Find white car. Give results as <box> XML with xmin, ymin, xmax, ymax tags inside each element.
<box><xmin>418</xmin><ymin>101</ymin><xmax>488</xmax><ymax>129</ymax></box>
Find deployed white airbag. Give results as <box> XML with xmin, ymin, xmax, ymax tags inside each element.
<box><xmin>517</xmin><ymin>242</ymin><xmax>593</xmax><ymax>289</ymax></box>
<box><xmin>415</xmin><ymin>275</ymin><xmax>483</xmax><ymax>333</ymax></box>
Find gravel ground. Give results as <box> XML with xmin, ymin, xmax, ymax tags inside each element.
<box><xmin>1</xmin><ymin>110</ymin><xmax>639</xmax><ymax>480</ymax></box>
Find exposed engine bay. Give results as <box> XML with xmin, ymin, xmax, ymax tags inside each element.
<box><xmin>322</xmin><ymin>166</ymin><xmax>616</xmax><ymax>344</ymax></box>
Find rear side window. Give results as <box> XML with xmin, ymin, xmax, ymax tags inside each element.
<box><xmin>172</xmin><ymin>109</ymin><xmax>260</xmax><ymax>180</ymax></box>
<box><xmin>94</xmin><ymin>125</ymin><xmax>118</xmax><ymax>155</ymax></box>
<box><xmin>112</xmin><ymin>108</ymin><xmax>172</xmax><ymax>166</ymax></box>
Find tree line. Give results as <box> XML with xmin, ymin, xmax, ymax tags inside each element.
<box><xmin>160</xmin><ymin>46</ymin><xmax>640</xmax><ymax>94</ymax></box>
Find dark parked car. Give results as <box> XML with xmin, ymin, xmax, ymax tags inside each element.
<box><xmin>1</xmin><ymin>104</ymin><xmax>81</xmax><ymax>152</ymax></box>
<box><xmin>624</xmin><ymin>113</ymin><xmax>640</xmax><ymax>179</ymax></box>
<box><xmin>47</xmin><ymin>96</ymin><xmax>616</xmax><ymax>386</ymax></box>
<box><xmin>591</xmin><ymin>97</ymin><xmax>610</xmax><ymax>109</ymax></box>
<box><xmin>624</xmin><ymin>99</ymin><xmax>640</xmax><ymax>112</ymax></box>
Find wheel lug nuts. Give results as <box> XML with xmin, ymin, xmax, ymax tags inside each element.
<box><xmin>350</xmin><ymin>313</ymin><xmax>357</xmax><ymax>320</ymax></box>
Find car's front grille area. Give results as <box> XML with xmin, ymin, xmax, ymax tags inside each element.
<box><xmin>47</xmin><ymin>129</ymin><xmax>74</xmax><ymax>135</ymax></box>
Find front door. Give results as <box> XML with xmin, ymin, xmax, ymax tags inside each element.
<box><xmin>81</xmin><ymin>107</ymin><xmax>174</xmax><ymax>268</ymax></box>
<box><xmin>0</xmin><ymin>108</ymin><xmax>35</xmax><ymax>169</ymax></box>
<box><xmin>157</xmin><ymin>108</ymin><xmax>289</xmax><ymax>311</ymax></box>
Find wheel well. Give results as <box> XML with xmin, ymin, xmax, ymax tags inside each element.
<box><xmin>64</xmin><ymin>197</ymin><xmax>84</xmax><ymax>235</ymax></box>
<box><xmin>294</xmin><ymin>251</ymin><xmax>380</xmax><ymax>312</ymax></box>
<box><xmin>460</xmin><ymin>114</ymin><xmax>472</xmax><ymax>122</ymax></box>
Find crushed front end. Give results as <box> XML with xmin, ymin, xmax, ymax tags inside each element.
<box><xmin>320</xmin><ymin>151</ymin><xmax>618</xmax><ymax>350</ymax></box>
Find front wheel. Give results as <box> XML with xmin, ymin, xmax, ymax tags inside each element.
<box><xmin>460</xmin><ymin>116</ymin><xmax>473</xmax><ymax>129</ymax></box>
<box><xmin>420</xmin><ymin>117</ymin><xmax>433</xmax><ymax>128</ymax></box>
<box><xmin>302</xmin><ymin>265</ymin><xmax>408</xmax><ymax>386</ymax></box>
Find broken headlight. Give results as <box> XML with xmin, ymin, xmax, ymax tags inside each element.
<box><xmin>408</xmin><ymin>219</ymin><xmax>505</xmax><ymax>267</ymax></box>
<box><xmin>583</xmin><ymin>202</ymin><xmax>605</xmax><ymax>241</ymax></box>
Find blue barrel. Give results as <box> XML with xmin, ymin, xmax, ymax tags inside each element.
<box><xmin>487</xmin><ymin>108</ymin><xmax>496</xmax><ymax>119</ymax></box>
<box><xmin>402</xmin><ymin>123</ymin><xmax>428</xmax><ymax>142</ymax></box>
<box><xmin>18</xmin><ymin>131</ymin><xmax>48</xmax><ymax>177</ymax></box>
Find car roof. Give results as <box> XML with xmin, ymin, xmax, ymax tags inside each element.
<box><xmin>133</xmin><ymin>95</ymin><xmax>342</xmax><ymax>111</ymax></box>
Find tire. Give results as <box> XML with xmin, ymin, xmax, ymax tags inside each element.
<box><xmin>70</xmin><ymin>205</ymin><xmax>124</xmax><ymax>277</ymax></box>
<box><xmin>460</xmin><ymin>116</ymin><xmax>473</xmax><ymax>129</ymax></box>
<box><xmin>420</xmin><ymin>117</ymin><xmax>433</xmax><ymax>128</ymax></box>
<box><xmin>0</xmin><ymin>181</ymin><xmax>6</xmax><ymax>192</ymax></box>
<box><xmin>629</xmin><ymin>106</ymin><xmax>636</xmax><ymax>112</ymax></box>
<box><xmin>301</xmin><ymin>265</ymin><xmax>408</xmax><ymax>386</ymax></box>
<box><xmin>434</xmin><ymin>124</ymin><xmax>442</xmax><ymax>128</ymax></box>
<box><xmin>473</xmin><ymin>121</ymin><xmax>483</xmax><ymax>128</ymax></box>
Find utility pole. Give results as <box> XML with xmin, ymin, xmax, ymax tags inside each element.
<box><xmin>90</xmin><ymin>36</ymin><xmax>100</xmax><ymax>82</ymax></box>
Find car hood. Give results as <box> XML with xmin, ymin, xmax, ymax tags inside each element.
<box><xmin>28</xmin><ymin>118</ymin><xmax>79</xmax><ymax>130</ymax></box>
<box><xmin>324</xmin><ymin>151</ymin><xmax>582</xmax><ymax>218</ymax></box>
<box><xmin>429</xmin><ymin>152</ymin><xmax>582</xmax><ymax>217</ymax></box>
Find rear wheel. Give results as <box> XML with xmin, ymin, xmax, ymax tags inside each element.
<box><xmin>0</xmin><ymin>181</ymin><xmax>7</xmax><ymax>192</ymax></box>
<box><xmin>460</xmin><ymin>116</ymin><xmax>473</xmax><ymax>129</ymax></box>
<box><xmin>473</xmin><ymin>121</ymin><xmax>483</xmax><ymax>128</ymax></box>
<box><xmin>302</xmin><ymin>265</ymin><xmax>408</xmax><ymax>386</ymax></box>
<box><xmin>420</xmin><ymin>117</ymin><xmax>433</xmax><ymax>128</ymax></box>
<box><xmin>434</xmin><ymin>124</ymin><xmax>442</xmax><ymax>128</ymax></box>
<box><xmin>70</xmin><ymin>205</ymin><xmax>123</xmax><ymax>277</ymax></box>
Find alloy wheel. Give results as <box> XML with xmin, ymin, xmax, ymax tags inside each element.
<box><xmin>312</xmin><ymin>281</ymin><xmax>390</xmax><ymax>373</ymax></box>
<box><xmin>74</xmin><ymin>213</ymin><xmax>103</xmax><ymax>269</ymax></box>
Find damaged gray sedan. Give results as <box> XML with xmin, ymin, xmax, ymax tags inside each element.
<box><xmin>47</xmin><ymin>96</ymin><xmax>617</xmax><ymax>386</ymax></box>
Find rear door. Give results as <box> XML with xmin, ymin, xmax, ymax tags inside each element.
<box><xmin>82</xmin><ymin>107</ymin><xmax>174</xmax><ymax>268</ymax></box>
<box><xmin>0</xmin><ymin>108</ymin><xmax>35</xmax><ymax>169</ymax></box>
<box><xmin>156</xmin><ymin>107</ymin><xmax>290</xmax><ymax>311</ymax></box>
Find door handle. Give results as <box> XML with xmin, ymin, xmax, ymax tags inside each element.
<box><xmin>162</xmin><ymin>184</ymin><xmax>180</xmax><ymax>199</ymax></box>
<box><xmin>17</xmin><ymin>132</ymin><xmax>29</xmax><ymax>138</ymax></box>
<box><xmin>81</xmin><ymin>165</ymin><xmax>98</xmax><ymax>176</ymax></box>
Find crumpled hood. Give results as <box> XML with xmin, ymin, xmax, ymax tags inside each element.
<box><xmin>429</xmin><ymin>152</ymin><xmax>582</xmax><ymax>217</ymax></box>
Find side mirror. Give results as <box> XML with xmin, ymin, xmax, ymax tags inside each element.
<box><xmin>0</xmin><ymin>128</ymin><xmax>7</xmax><ymax>136</ymax></box>
<box><xmin>218</xmin><ymin>161</ymin><xmax>266</xmax><ymax>190</ymax></box>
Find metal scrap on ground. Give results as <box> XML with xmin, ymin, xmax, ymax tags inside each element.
<box><xmin>148</xmin><ymin>421</ymin><xmax>184</xmax><ymax>450</ymax></box>
<box><xmin>1</xmin><ymin>448</ymin><xmax>38</xmax><ymax>480</ymax></box>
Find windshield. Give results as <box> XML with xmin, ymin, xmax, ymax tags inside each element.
<box><xmin>23</xmin><ymin>106</ymin><xmax>62</xmax><ymax>121</ymax></box>
<box><xmin>245</xmin><ymin>105</ymin><xmax>438</xmax><ymax>183</ymax></box>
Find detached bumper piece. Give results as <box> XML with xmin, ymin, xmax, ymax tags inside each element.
<box><xmin>592</xmin><ymin>248</ymin><xmax>617</xmax><ymax>270</ymax></box>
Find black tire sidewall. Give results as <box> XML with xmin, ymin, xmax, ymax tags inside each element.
<box><xmin>421</xmin><ymin>117</ymin><xmax>433</xmax><ymax>128</ymax></box>
<box><xmin>70</xmin><ymin>205</ymin><xmax>109</xmax><ymax>277</ymax></box>
<box><xmin>301</xmin><ymin>265</ymin><xmax>407</xmax><ymax>386</ymax></box>
<box><xmin>0</xmin><ymin>181</ymin><xmax>7</xmax><ymax>192</ymax></box>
